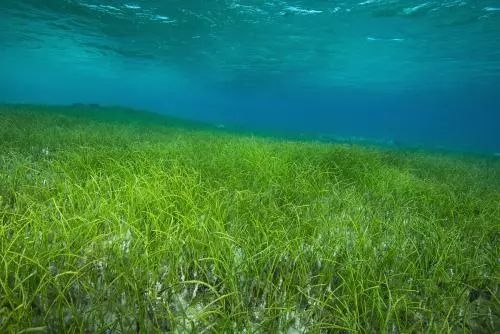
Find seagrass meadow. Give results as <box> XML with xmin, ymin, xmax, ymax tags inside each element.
<box><xmin>0</xmin><ymin>104</ymin><xmax>499</xmax><ymax>333</ymax></box>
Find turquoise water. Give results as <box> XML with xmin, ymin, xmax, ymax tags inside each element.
<box><xmin>1</xmin><ymin>1</ymin><xmax>499</xmax><ymax>151</ymax></box>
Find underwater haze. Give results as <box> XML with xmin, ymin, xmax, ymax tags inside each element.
<box><xmin>1</xmin><ymin>0</ymin><xmax>500</xmax><ymax>151</ymax></box>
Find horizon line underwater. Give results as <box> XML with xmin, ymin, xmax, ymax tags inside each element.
<box><xmin>0</xmin><ymin>0</ymin><xmax>499</xmax><ymax>332</ymax></box>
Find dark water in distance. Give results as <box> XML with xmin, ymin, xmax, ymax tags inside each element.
<box><xmin>1</xmin><ymin>1</ymin><xmax>499</xmax><ymax>152</ymax></box>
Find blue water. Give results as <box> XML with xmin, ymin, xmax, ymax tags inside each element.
<box><xmin>1</xmin><ymin>1</ymin><xmax>499</xmax><ymax>152</ymax></box>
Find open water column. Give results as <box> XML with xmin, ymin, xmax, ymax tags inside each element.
<box><xmin>1</xmin><ymin>1</ymin><xmax>500</xmax><ymax>151</ymax></box>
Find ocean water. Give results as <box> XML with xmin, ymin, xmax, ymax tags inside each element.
<box><xmin>1</xmin><ymin>0</ymin><xmax>499</xmax><ymax>152</ymax></box>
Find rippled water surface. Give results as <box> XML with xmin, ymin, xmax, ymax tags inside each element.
<box><xmin>1</xmin><ymin>1</ymin><xmax>499</xmax><ymax>151</ymax></box>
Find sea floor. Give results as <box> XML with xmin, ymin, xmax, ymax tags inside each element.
<box><xmin>0</xmin><ymin>105</ymin><xmax>498</xmax><ymax>332</ymax></box>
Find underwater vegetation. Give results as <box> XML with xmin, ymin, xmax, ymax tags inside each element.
<box><xmin>0</xmin><ymin>105</ymin><xmax>499</xmax><ymax>333</ymax></box>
